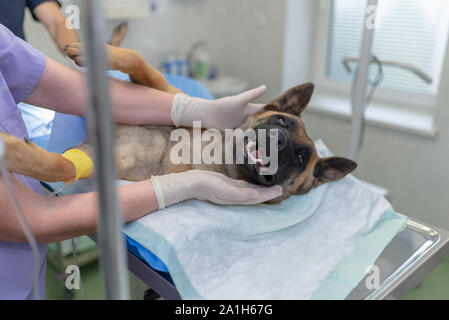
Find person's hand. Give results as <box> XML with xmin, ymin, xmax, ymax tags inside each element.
<box><xmin>171</xmin><ymin>85</ymin><xmax>267</xmax><ymax>130</ymax></box>
<box><xmin>151</xmin><ymin>170</ymin><xmax>282</xmax><ymax>209</ymax></box>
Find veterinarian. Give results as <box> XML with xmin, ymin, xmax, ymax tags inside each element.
<box><xmin>0</xmin><ymin>24</ymin><xmax>282</xmax><ymax>299</ymax></box>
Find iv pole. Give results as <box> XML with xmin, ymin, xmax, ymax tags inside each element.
<box><xmin>348</xmin><ymin>0</ymin><xmax>378</xmax><ymax>161</ymax></box>
<box><xmin>82</xmin><ymin>0</ymin><xmax>130</xmax><ymax>299</ymax></box>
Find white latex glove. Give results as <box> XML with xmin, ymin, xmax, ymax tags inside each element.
<box><xmin>151</xmin><ymin>170</ymin><xmax>282</xmax><ymax>209</ymax></box>
<box><xmin>171</xmin><ymin>85</ymin><xmax>267</xmax><ymax>130</ymax></box>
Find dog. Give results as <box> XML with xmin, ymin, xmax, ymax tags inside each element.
<box><xmin>0</xmin><ymin>43</ymin><xmax>356</xmax><ymax>203</ymax></box>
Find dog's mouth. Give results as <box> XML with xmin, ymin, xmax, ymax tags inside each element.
<box><xmin>240</xmin><ymin>139</ymin><xmax>276</xmax><ymax>186</ymax></box>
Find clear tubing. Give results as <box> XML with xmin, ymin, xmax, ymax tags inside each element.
<box><xmin>70</xmin><ymin>238</ymin><xmax>85</xmax><ymax>299</ymax></box>
<box><xmin>46</xmin><ymin>183</ymin><xmax>85</xmax><ymax>300</ymax></box>
<box><xmin>46</xmin><ymin>183</ymin><xmax>69</xmax><ymax>198</ymax></box>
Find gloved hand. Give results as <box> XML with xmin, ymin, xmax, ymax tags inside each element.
<box><xmin>151</xmin><ymin>170</ymin><xmax>282</xmax><ymax>209</ymax></box>
<box><xmin>171</xmin><ymin>85</ymin><xmax>267</xmax><ymax>131</ymax></box>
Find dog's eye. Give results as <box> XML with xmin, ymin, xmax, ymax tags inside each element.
<box><xmin>277</xmin><ymin>115</ymin><xmax>287</xmax><ymax>127</ymax></box>
<box><xmin>295</xmin><ymin>145</ymin><xmax>312</xmax><ymax>166</ymax></box>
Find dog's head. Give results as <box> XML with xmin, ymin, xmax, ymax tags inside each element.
<box><xmin>235</xmin><ymin>83</ymin><xmax>357</xmax><ymax>202</ymax></box>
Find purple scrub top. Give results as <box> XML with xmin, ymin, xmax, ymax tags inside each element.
<box><xmin>0</xmin><ymin>24</ymin><xmax>47</xmax><ymax>299</ymax></box>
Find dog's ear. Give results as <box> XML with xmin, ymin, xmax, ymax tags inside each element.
<box><xmin>265</xmin><ymin>83</ymin><xmax>314</xmax><ymax>116</ymax></box>
<box><xmin>313</xmin><ymin>157</ymin><xmax>357</xmax><ymax>186</ymax></box>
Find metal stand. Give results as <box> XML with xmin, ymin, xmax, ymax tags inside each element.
<box><xmin>348</xmin><ymin>0</ymin><xmax>378</xmax><ymax>161</ymax></box>
<box><xmin>82</xmin><ymin>0</ymin><xmax>129</xmax><ymax>300</ymax></box>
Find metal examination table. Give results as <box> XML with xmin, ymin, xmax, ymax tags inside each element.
<box><xmin>44</xmin><ymin>182</ymin><xmax>449</xmax><ymax>300</ymax></box>
<box><xmin>347</xmin><ymin>219</ymin><xmax>449</xmax><ymax>299</ymax></box>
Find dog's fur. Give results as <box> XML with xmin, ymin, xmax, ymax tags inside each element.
<box><xmin>0</xmin><ymin>44</ymin><xmax>356</xmax><ymax>203</ymax></box>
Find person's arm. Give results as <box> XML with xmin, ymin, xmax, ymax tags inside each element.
<box><xmin>0</xmin><ymin>174</ymin><xmax>159</xmax><ymax>243</ymax></box>
<box><xmin>0</xmin><ymin>170</ymin><xmax>282</xmax><ymax>243</ymax></box>
<box><xmin>33</xmin><ymin>1</ymin><xmax>78</xmax><ymax>53</ymax></box>
<box><xmin>25</xmin><ymin>57</ymin><xmax>268</xmax><ymax>128</ymax></box>
<box><xmin>25</xmin><ymin>57</ymin><xmax>177</xmax><ymax>125</ymax></box>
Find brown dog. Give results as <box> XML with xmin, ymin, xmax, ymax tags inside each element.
<box><xmin>0</xmin><ymin>44</ymin><xmax>356</xmax><ymax>203</ymax></box>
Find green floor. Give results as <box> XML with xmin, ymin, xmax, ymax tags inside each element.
<box><xmin>45</xmin><ymin>255</ymin><xmax>449</xmax><ymax>300</ymax></box>
<box><xmin>46</xmin><ymin>260</ymin><xmax>105</xmax><ymax>300</ymax></box>
<box><xmin>404</xmin><ymin>257</ymin><xmax>449</xmax><ymax>300</ymax></box>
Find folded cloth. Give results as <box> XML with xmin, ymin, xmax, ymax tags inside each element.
<box><xmin>123</xmin><ymin>140</ymin><xmax>407</xmax><ymax>299</ymax></box>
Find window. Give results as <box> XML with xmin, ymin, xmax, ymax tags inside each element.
<box><xmin>313</xmin><ymin>0</ymin><xmax>449</xmax><ymax>107</ymax></box>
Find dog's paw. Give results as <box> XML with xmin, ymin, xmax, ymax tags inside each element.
<box><xmin>64</xmin><ymin>42</ymin><xmax>85</xmax><ymax>67</ymax></box>
<box><xmin>108</xmin><ymin>22</ymin><xmax>128</xmax><ymax>47</ymax></box>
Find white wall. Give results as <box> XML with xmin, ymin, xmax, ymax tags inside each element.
<box><xmin>23</xmin><ymin>8</ymin><xmax>69</xmax><ymax>66</ymax></box>
<box><xmin>282</xmin><ymin>0</ymin><xmax>316</xmax><ymax>91</ymax></box>
<box><xmin>23</xmin><ymin>0</ymin><xmax>228</xmax><ymax>68</ymax></box>
<box><xmin>24</xmin><ymin>0</ymin><xmax>289</xmax><ymax>101</ymax></box>
<box><xmin>219</xmin><ymin>0</ymin><xmax>287</xmax><ymax>100</ymax></box>
<box><xmin>115</xmin><ymin>0</ymin><xmax>228</xmax><ymax>75</ymax></box>
<box><xmin>302</xmin><ymin>36</ymin><xmax>449</xmax><ymax>230</ymax></box>
<box><xmin>117</xmin><ymin>0</ymin><xmax>288</xmax><ymax>101</ymax></box>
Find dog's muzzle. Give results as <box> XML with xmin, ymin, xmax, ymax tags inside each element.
<box><xmin>240</xmin><ymin>126</ymin><xmax>287</xmax><ymax>186</ymax></box>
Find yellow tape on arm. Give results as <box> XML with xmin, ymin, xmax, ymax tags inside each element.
<box><xmin>61</xmin><ymin>149</ymin><xmax>94</xmax><ymax>183</ymax></box>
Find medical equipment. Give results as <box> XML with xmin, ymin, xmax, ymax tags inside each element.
<box><xmin>343</xmin><ymin>57</ymin><xmax>433</xmax><ymax>85</ymax></box>
<box><xmin>347</xmin><ymin>0</ymin><xmax>435</xmax><ymax>161</ymax></box>
<box><xmin>161</xmin><ymin>54</ymin><xmax>189</xmax><ymax>77</ymax></box>
<box><xmin>348</xmin><ymin>220</ymin><xmax>449</xmax><ymax>299</ymax></box>
<box><xmin>345</xmin><ymin>55</ymin><xmax>383</xmax><ymax>152</ymax></box>
<box><xmin>81</xmin><ymin>0</ymin><xmax>130</xmax><ymax>300</ymax></box>
<box><xmin>0</xmin><ymin>135</ymin><xmax>41</xmax><ymax>300</ymax></box>
<box><xmin>345</xmin><ymin>54</ymin><xmax>433</xmax><ymax>154</ymax></box>
<box><xmin>348</xmin><ymin>0</ymin><xmax>378</xmax><ymax>161</ymax></box>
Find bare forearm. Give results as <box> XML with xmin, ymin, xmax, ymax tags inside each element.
<box><xmin>25</xmin><ymin>57</ymin><xmax>175</xmax><ymax>125</ymax></box>
<box><xmin>109</xmin><ymin>79</ymin><xmax>175</xmax><ymax>125</ymax></box>
<box><xmin>0</xmin><ymin>176</ymin><xmax>158</xmax><ymax>243</ymax></box>
<box><xmin>34</xmin><ymin>1</ymin><xmax>79</xmax><ymax>53</ymax></box>
<box><xmin>52</xmin><ymin>20</ymin><xmax>78</xmax><ymax>53</ymax></box>
<box><xmin>36</xmin><ymin>180</ymin><xmax>158</xmax><ymax>242</ymax></box>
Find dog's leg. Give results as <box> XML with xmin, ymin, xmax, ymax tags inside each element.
<box><xmin>0</xmin><ymin>133</ymin><xmax>76</xmax><ymax>182</ymax></box>
<box><xmin>108</xmin><ymin>22</ymin><xmax>128</xmax><ymax>47</ymax></box>
<box><xmin>65</xmin><ymin>42</ymin><xmax>183</xmax><ymax>94</ymax></box>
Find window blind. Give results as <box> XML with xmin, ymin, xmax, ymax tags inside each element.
<box><xmin>326</xmin><ymin>0</ymin><xmax>449</xmax><ymax>95</ymax></box>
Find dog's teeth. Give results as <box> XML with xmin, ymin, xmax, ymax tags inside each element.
<box><xmin>249</xmin><ymin>150</ymin><xmax>263</xmax><ymax>164</ymax></box>
<box><xmin>246</xmin><ymin>140</ymin><xmax>256</xmax><ymax>150</ymax></box>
